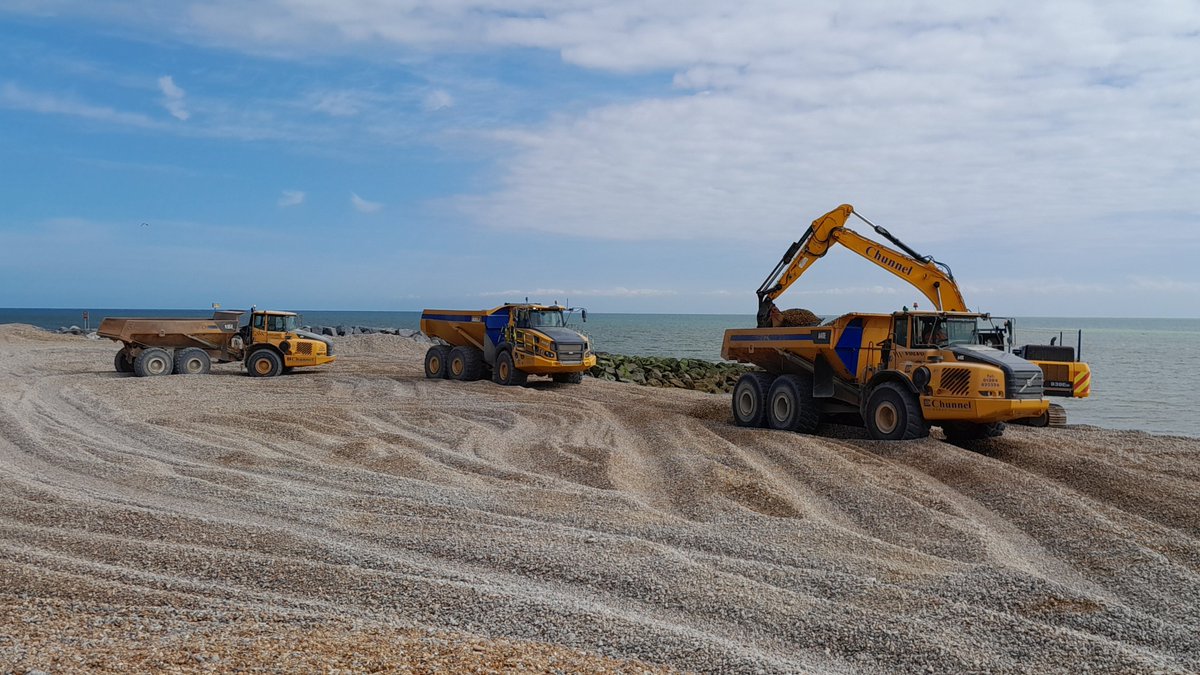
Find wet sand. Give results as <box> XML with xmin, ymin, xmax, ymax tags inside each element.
<box><xmin>1</xmin><ymin>325</ymin><xmax>1197</xmax><ymax>673</ymax></box>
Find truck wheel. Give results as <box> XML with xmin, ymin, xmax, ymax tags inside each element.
<box><xmin>173</xmin><ymin>348</ymin><xmax>211</xmax><ymax>375</ymax></box>
<box><xmin>424</xmin><ymin>345</ymin><xmax>452</xmax><ymax>379</ymax></box>
<box><xmin>731</xmin><ymin>372</ymin><xmax>776</xmax><ymax>428</ymax></box>
<box><xmin>552</xmin><ymin>372</ymin><xmax>585</xmax><ymax>384</ymax></box>
<box><xmin>449</xmin><ymin>346</ymin><xmax>485</xmax><ymax>381</ymax></box>
<box><xmin>114</xmin><ymin>348</ymin><xmax>134</xmax><ymax>374</ymax></box>
<box><xmin>247</xmin><ymin>350</ymin><xmax>283</xmax><ymax>377</ymax></box>
<box><xmin>492</xmin><ymin>350</ymin><xmax>528</xmax><ymax>386</ymax></box>
<box><xmin>134</xmin><ymin>347</ymin><xmax>173</xmax><ymax>377</ymax></box>
<box><xmin>942</xmin><ymin>421</ymin><xmax>1005</xmax><ymax>441</ymax></box>
<box><xmin>865</xmin><ymin>382</ymin><xmax>928</xmax><ymax>440</ymax></box>
<box><xmin>767</xmin><ymin>374</ymin><xmax>821</xmax><ymax>433</ymax></box>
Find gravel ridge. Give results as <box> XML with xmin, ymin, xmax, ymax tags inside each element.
<box><xmin>0</xmin><ymin>325</ymin><xmax>1196</xmax><ymax>673</ymax></box>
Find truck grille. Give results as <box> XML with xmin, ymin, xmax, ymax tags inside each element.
<box><xmin>297</xmin><ymin>342</ymin><xmax>313</xmax><ymax>355</ymax></box>
<box><xmin>939</xmin><ymin>368</ymin><xmax>971</xmax><ymax>396</ymax></box>
<box><xmin>1008</xmin><ymin>368</ymin><xmax>1044</xmax><ymax>400</ymax></box>
<box><xmin>557</xmin><ymin>343</ymin><xmax>584</xmax><ymax>364</ymax></box>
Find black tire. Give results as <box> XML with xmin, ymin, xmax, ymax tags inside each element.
<box><xmin>449</xmin><ymin>346</ymin><xmax>485</xmax><ymax>381</ymax></box>
<box><xmin>766</xmin><ymin>373</ymin><xmax>821</xmax><ymax>433</ymax></box>
<box><xmin>133</xmin><ymin>347</ymin><xmax>173</xmax><ymax>377</ymax></box>
<box><xmin>492</xmin><ymin>350</ymin><xmax>528</xmax><ymax>386</ymax></box>
<box><xmin>552</xmin><ymin>372</ymin><xmax>585</xmax><ymax>384</ymax></box>
<box><xmin>942</xmin><ymin>421</ymin><xmax>1005</xmax><ymax>441</ymax></box>
<box><xmin>864</xmin><ymin>382</ymin><xmax>928</xmax><ymax>440</ymax></box>
<box><xmin>173</xmin><ymin>348</ymin><xmax>211</xmax><ymax>375</ymax></box>
<box><xmin>424</xmin><ymin>345</ymin><xmax>452</xmax><ymax>379</ymax></box>
<box><xmin>247</xmin><ymin>349</ymin><xmax>283</xmax><ymax>378</ymax></box>
<box><xmin>731</xmin><ymin>372</ymin><xmax>776</xmax><ymax>428</ymax></box>
<box><xmin>113</xmin><ymin>348</ymin><xmax>134</xmax><ymax>374</ymax></box>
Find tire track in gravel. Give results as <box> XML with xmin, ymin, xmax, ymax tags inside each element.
<box><xmin>1</xmin><ymin>326</ymin><xmax>1197</xmax><ymax>674</ymax></box>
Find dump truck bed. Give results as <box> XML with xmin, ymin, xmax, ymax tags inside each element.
<box><xmin>98</xmin><ymin>313</ymin><xmax>241</xmax><ymax>349</ymax></box>
<box><xmin>420</xmin><ymin>309</ymin><xmax>503</xmax><ymax>350</ymax></box>
<box><xmin>722</xmin><ymin>313</ymin><xmax>892</xmax><ymax>383</ymax></box>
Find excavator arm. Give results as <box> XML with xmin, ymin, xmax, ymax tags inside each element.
<box><xmin>756</xmin><ymin>204</ymin><xmax>969</xmax><ymax>326</ymax></box>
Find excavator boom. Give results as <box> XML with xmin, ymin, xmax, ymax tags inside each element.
<box><xmin>756</xmin><ymin>204</ymin><xmax>967</xmax><ymax>326</ymax></box>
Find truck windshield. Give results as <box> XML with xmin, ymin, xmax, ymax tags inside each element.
<box><xmin>265</xmin><ymin>314</ymin><xmax>298</xmax><ymax>332</ymax></box>
<box><xmin>944</xmin><ymin>318</ymin><xmax>977</xmax><ymax>346</ymax></box>
<box><xmin>528</xmin><ymin>311</ymin><xmax>564</xmax><ymax>328</ymax></box>
<box><xmin>914</xmin><ymin>316</ymin><xmax>977</xmax><ymax>347</ymax></box>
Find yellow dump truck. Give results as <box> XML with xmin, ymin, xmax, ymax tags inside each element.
<box><xmin>98</xmin><ymin>308</ymin><xmax>335</xmax><ymax>377</ymax></box>
<box><xmin>420</xmin><ymin>304</ymin><xmax>595</xmax><ymax>385</ymax></box>
<box><xmin>723</xmin><ymin>310</ymin><xmax>1049</xmax><ymax>441</ymax></box>
<box><xmin>724</xmin><ymin>203</ymin><xmax>1058</xmax><ymax>441</ymax></box>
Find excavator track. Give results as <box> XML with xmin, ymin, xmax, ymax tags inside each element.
<box><xmin>1014</xmin><ymin>402</ymin><xmax>1067</xmax><ymax>428</ymax></box>
<box><xmin>1048</xmin><ymin>403</ymin><xmax>1068</xmax><ymax>427</ymax></box>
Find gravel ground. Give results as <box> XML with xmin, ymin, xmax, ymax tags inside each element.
<box><xmin>0</xmin><ymin>325</ymin><xmax>1197</xmax><ymax>674</ymax></box>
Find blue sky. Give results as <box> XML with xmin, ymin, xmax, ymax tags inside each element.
<box><xmin>1</xmin><ymin>1</ymin><xmax>1198</xmax><ymax>317</ymax></box>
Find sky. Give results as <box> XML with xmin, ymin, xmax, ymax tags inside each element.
<box><xmin>0</xmin><ymin>1</ymin><xmax>1197</xmax><ymax>317</ymax></box>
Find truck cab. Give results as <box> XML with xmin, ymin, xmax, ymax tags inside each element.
<box><xmin>240</xmin><ymin>309</ymin><xmax>335</xmax><ymax>376</ymax></box>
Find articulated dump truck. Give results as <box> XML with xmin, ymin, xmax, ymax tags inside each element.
<box><xmin>723</xmin><ymin>310</ymin><xmax>1050</xmax><ymax>441</ymax></box>
<box><xmin>99</xmin><ymin>308</ymin><xmax>335</xmax><ymax>378</ymax></box>
<box><xmin>420</xmin><ymin>303</ymin><xmax>595</xmax><ymax>385</ymax></box>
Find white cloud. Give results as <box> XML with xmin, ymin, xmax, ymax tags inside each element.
<box><xmin>157</xmin><ymin>75</ymin><xmax>189</xmax><ymax>121</ymax></box>
<box><xmin>423</xmin><ymin>89</ymin><xmax>454</xmax><ymax>111</ymax></box>
<box><xmin>313</xmin><ymin>90</ymin><xmax>366</xmax><ymax>117</ymax></box>
<box><xmin>350</xmin><ymin>192</ymin><xmax>382</xmax><ymax>213</ymax></box>
<box><xmin>1129</xmin><ymin>277</ymin><xmax>1200</xmax><ymax>294</ymax></box>
<box><xmin>9</xmin><ymin>2</ymin><xmax>1200</xmax><ymax>252</ymax></box>
<box><xmin>277</xmin><ymin>189</ymin><xmax>305</xmax><ymax>207</ymax></box>
<box><xmin>0</xmin><ymin>81</ymin><xmax>158</xmax><ymax>127</ymax></box>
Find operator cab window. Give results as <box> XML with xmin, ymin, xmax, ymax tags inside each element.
<box><xmin>529</xmin><ymin>311</ymin><xmax>564</xmax><ymax>328</ymax></box>
<box><xmin>893</xmin><ymin>316</ymin><xmax>909</xmax><ymax>348</ymax></box>
<box><xmin>267</xmin><ymin>315</ymin><xmax>289</xmax><ymax>332</ymax></box>
<box><xmin>252</xmin><ymin>314</ymin><xmax>266</xmax><ymax>330</ymax></box>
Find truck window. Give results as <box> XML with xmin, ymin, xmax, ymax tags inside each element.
<box><xmin>893</xmin><ymin>316</ymin><xmax>909</xmax><ymax>347</ymax></box>
<box><xmin>252</xmin><ymin>314</ymin><xmax>265</xmax><ymax>330</ymax></box>
<box><xmin>267</xmin><ymin>315</ymin><xmax>289</xmax><ymax>332</ymax></box>
<box><xmin>529</xmin><ymin>311</ymin><xmax>564</xmax><ymax>328</ymax></box>
<box><xmin>915</xmin><ymin>317</ymin><xmax>943</xmax><ymax>346</ymax></box>
<box><xmin>944</xmin><ymin>318</ymin><xmax>977</xmax><ymax>346</ymax></box>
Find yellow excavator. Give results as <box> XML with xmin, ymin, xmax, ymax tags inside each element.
<box><xmin>754</xmin><ymin>204</ymin><xmax>1090</xmax><ymax>425</ymax></box>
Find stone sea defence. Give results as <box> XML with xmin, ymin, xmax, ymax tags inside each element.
<box><xmin>588</xmin><ymin>352</ymin><xmax>755</xmax><ymax>393</ymax></box>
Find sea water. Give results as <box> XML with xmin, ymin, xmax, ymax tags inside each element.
<box><xmin>3</xmin><ymin>308</ymin><xmax>1197</xmax><ymax>438</ymax></box>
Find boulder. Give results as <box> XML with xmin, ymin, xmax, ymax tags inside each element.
<box><xmin>321</xmin><ymin>326</ymin><xmax>336</xmax><ymax>337</ymax></box>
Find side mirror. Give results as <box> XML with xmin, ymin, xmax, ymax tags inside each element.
<box><xmin>581</xmin><ymin>309</ymin><xmax>588</xmax><ymax>322</ymax></box>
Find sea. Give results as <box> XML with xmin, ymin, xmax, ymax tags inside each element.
<box><xmin>3</xmin><ymin>308</ymin><xmax>1197</xmax><ymax>438</ymax></box>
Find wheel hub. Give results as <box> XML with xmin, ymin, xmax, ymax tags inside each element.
<box><xmin>772</xmin><ymin>393</ymin><xmax>791</xmax><ymax>423</ymax></box>
<box><xmin>737</xmin><ymin>389</ymin><xmax>754</xmax><ymax>417</ymax></box>
<box><xmin>875</xmin><ymin>402</ymin><xmax>898</xmax><ymax>434</ymax></box>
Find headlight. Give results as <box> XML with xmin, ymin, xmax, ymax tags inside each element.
<box><xmin>913</xmin><ymin>366</ymin><xmax>931</xmax><ymax>389</ymax></box>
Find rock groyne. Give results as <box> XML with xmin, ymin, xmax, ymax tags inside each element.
<box><xmin>588</xmin><ymin>352</ymin><xmax>754</xmax><ymax>393</ymax></box>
